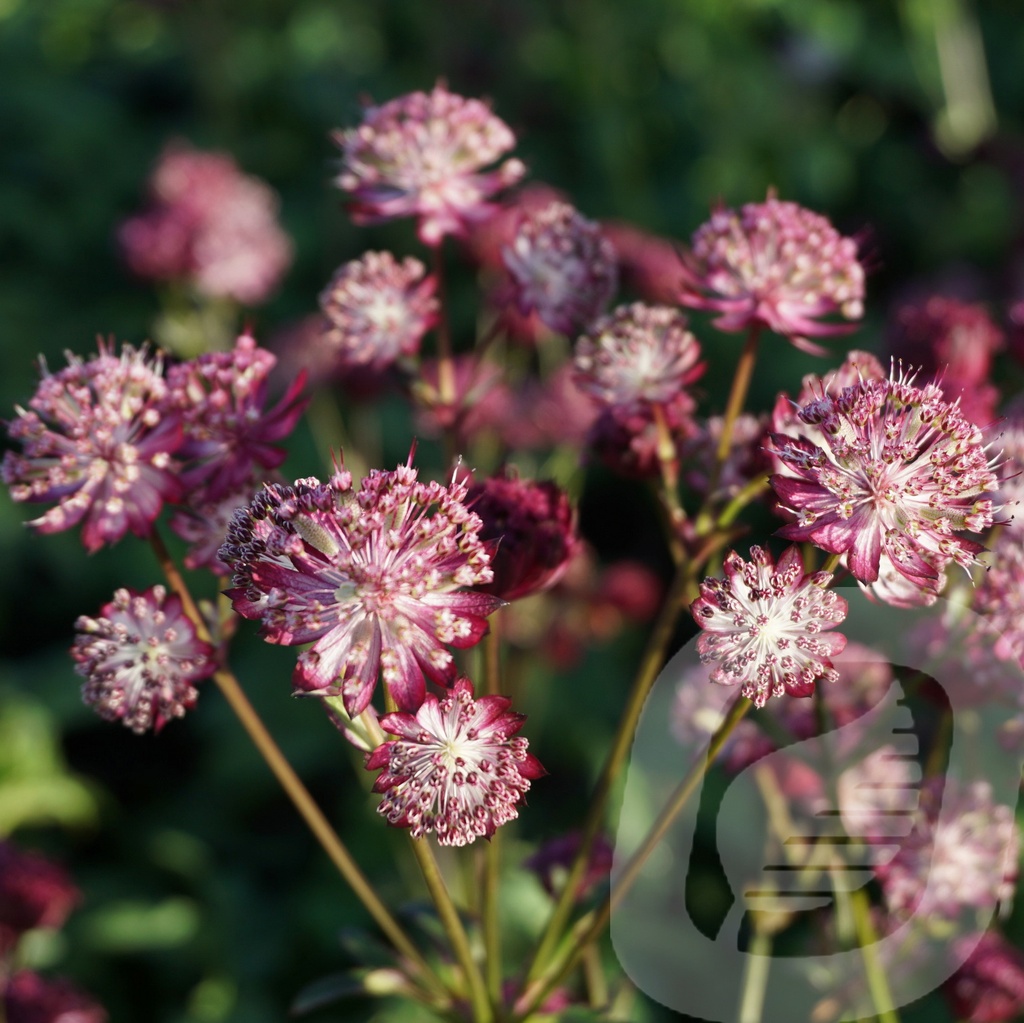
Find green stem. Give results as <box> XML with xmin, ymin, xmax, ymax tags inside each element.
<box><xmin>481</xmin><ymin>621</ymin><xmax>504</xmax><ymax>1007</ymax></box>
<box><xmin>738</xmin><ymin>929</ymin><xmax>772</xmax><ymax>1023</ymax></box>
<box><xmin>851</xmin><ymin>886</ymin><xmax>900</xmax><ymax>1023</ymax></box>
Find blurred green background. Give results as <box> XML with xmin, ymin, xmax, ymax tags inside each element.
<box><xmin>3</xmin><ymin>0</ymin><xmax>1024</xmax><ymax>1020</ymax></box>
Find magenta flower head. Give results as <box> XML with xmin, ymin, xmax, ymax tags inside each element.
<box><xmin>690</xmin><ymin>545</ymin><xmax>848</xmax><ymax>708</ymax></box>
<box><xmin>680</xmin><ymin>190</ymin><xmax>865</xmax><ymax>353</ymax></box>
<box><xmin>0</xmin><ymin>843</ymin><xmax>80</xmax><ymax>956</ymax></box>
<box><xmin>334</xmin><ymin>82</ymin><xmax>526</xmax><ymax>246</ymax></box>
<box><xmin>2</xmin><ymin>341</ymin><xmax>183</xmax><ymax>553</ymax></box>
<box><xmin>943</xmin><ymin>932</ymin><xmax>1024</xmax><ymax>1023</ymax></box>
<box><xmin>768</xmin><ymin>364</ymin><xmax>998</xmax><ymax>603</ymax></box>
<box><xmin>366</xmin><ymin>677</ymin><xmax>544</xmax><ymax>846</ymax></box>
<box><xmin>502</xmin><ymin>201</ymin><xmax>618</xmax><ymax>336</ymax></box>
<box><xmin>72</xmin><ymin>585</ymin><xmax>215</xmax><ymax>734</ymax></box>
<box><xmin>467</xmin><ymin>468</ymin><xmax>581</xmax><ymax>601</ymax></box>
<box><xmin>118</xmin><ymin>141</ymin><xmax>292</xmax><ymax>305</ymax></box>
<box><xmin>166</xmin><ymin>333</ymin><xmax>308</xmax><ymax>504</ymax></box>
<box><xmin>4</xmin><ymin>971</ymin><xmax>107</xmax><ymax>1023</ymax></box>
<box><xmin>319</xmin><ymin>251</ymin><xmax>438</xmax><ymax>372</ymax></box>
<box><xmin>219</xmin><ymin>456</ymin><xmax>502</xmax><ymax>715</ymax></box>
<box><xmin>574</xmin><ymin>302</ymin><xmax>704</xmax><ymax>408</ymax></box>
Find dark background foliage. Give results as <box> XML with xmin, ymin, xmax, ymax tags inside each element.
<box><xmin>3</xmin><ymin>1</ymin><xmax>1024</xmax><ymax>1020</ymax></box>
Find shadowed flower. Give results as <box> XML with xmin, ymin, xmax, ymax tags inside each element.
<box><xmin>319</xmin><ymin>251</ymin><xmax>438</xmax><ymax>371</ymax></box>
<box><xmin>769</xmin><ymin>365</ymin><xmax>998</xmax><ymax>603</ymax></box>
<box><xmin>2</xmin><ymin>342</ymin><xmax>183</xmax><ymax>552</ymax></box>
<box><xmin>0</xmin><ymin>843</ymin><xmax>80</xmax><ymax>956</ymax></box>
<box><xmin>943</xmin><ymin>932</ymin><xmax>1024</xmax><ymax>1023</ymax></box>
<box><xmin>219</xmin><ymin>458</ymin><xmax>501</xmax><ymax>715</ymax></box>
<box><xmin>524</xmin><ymin>831</ymin><xmax>613</xmax><ymax>901</ymax></box>
<box><xmin>72</xmin><ymin>585</ymin><xmax>215</xmax><ymax>734</ymax></box>
<box><xmin>167</xmin><ymin>333</ymin><xmax>308</xmax><ymax>504</ymax></box>
<box><xmin>574</xmin><ymin>302</ymin><xmax>704</xmax><ymax>408</ymax></box>
<box><xmin>690</xmin><ymin>545</ymin><xmax>848</xmax><ymax>708</ymax></box>
<box><xmin>502</xmin><ymin>201</ymin><xmax>618</xmax><ymax>336</ymax></box>
<box><xmin>366</xmin><ymin>677</ymin><xmax>544</xmax><ymax>846</ymax></box>
<box><xmin>467</xmin><ymin>469</ymin><xmax>581</xmax><ymax>601</ymax></box>
<box><xmin>4</xmin><ymin>971</ymin><xmax>107</xmax><ymax>1023</ymax></box>
<box><xmin>118</xmin><ymin>141</ymin><xmax>292</xmax><ymax>305</ymax></box>
<box><xmin>334</xmin><ymin>83</ymin><xmax>525</xmax><ymax>246</ymax></box>
<box><xmin>680</xmin><ymin>191</ymin><xmax>865</xmax><ymax>352</ymax></box>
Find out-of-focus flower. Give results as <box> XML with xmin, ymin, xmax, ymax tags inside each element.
<box><xmin>334</xmin><ymin>83</ymin><xmax>525</xmax><ymax>246</ymax></box>
<box><xmin>118</xmin><ymin>141</ymin><xmax>292</xmax><ymax>305</ymax></box>
<box><xmin>166</xmin><ymin>333</ymin><xmax>308</xmax><ymax>504</ymax></box>
<box><xmin>837</xmin><ymin>744</ymin><xmax>920</xmax><ymax>841</ymax></box>
<box><xmin>972</xmin><ymin>533</ymin><xmax>1024</xmax><ymax>668</ymax></box>
<box><xmin>943</xmin><ymin>932</ymin><xmax>1024</xmax><ymax>1023</ymax></box>
<box><xmin>4</xmin><ymin>971</ymin><xmax>107</xmax><ymax>1023</ymax></box>
<box><xmin>319</xmin><ymin>251</ymin><xmax>438</xmax><ymax>372</ymax></box>
<box><xmin>524</xmin><ymin>831</ymin><xmax>613</xmax><ymax>901</ymax></box>
<box><xmin>877</xmin><ymin>777</ymin><xmax>1017</xmax><ymax>924</ymax></box>
<box><xmin>691</xmin><ymin>545</ymin><xmax>848</xmax><ymax>708</ymax></box>
<box><xmin>769</xmin><ymin>366</ymin><xmax>998</xmax><ymax>602</ymax></box>
<box><xmin>219</xmin><ymin>458</ymin><xmax>501</xmax><ymax>715</ymax></box>
<box><xmin>683</xmin><ymin>412</ymin><xmax>769</xmax><ymax>504</ymax></box>
<box><xmin>988</xmin><ymin>419</ymin><xmax>1024</xmax><ymax>536</ymax></box>
<box><xmin>2</xmin><ymin>342</ymin><xmax>182</xmax><ymax>553</ymax></box>
<box><xmin>679</xmin><ymin>191</ymin><xmax>865</xmax><ymax>352</ymax></box>
<box><xmin>0</xmin><ymin>844</ymin><xmax>80</xmax><ymax>955</ymax></box>
<box><xmin>169</xmin><ymin>477</ymin><xmax>267</xmax><ymax>575</ymax></box>
<box><xmin>574</xmin><ymin>302</ymin><xmax>704</xmax><ymax>408</ymax></box>
<box><xmin>602</xmin><ymin>221</ymin><xmax>686</xmax><ymax>305</ymax></box>
<box><xmin>71</xmin><ymin>585</ymin><xmax>215</xmax><ymax>734</ymax></box>
<box><xmin>502</xmin><ymin>201</ymin><xmax>618</xmax><ymax>336</ymax></box>
<box><xmin>887</xmin><ymin>297</ymin><xmax>1003</xmax><ymax>425</ymax></box>
<box><xmin>366</xmin><ymin>677</ymin><xmax>543</xmax><ymax>846</ymax></box>
<box><xmin>467</xmin><ymin>469</ymin><xmax>580</xmax><ymax>601</ymax></box>
<box><xmin>412</xmin><ymin>355</ymin><xmax>505</xmax><ymax>444</ymax></box>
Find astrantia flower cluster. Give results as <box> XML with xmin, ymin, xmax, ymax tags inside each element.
<box><xmin>219</xmin><ymin>459</ymin><xmax>501</xmax><ymax>715</ymax></box>
<box><xmin>690</xmin><ymin>545</ymin><xmax>848</xmax><ymax>708</ymax></box>
<box><xmin>366</xmin><ymin>678</ymin><xmax>543</xmax><ymax>846</ymax></box>
<box><xmin>319</xmin><ymin>251</ymin><xmax>438</xmax><ymax>372</ymax></box>
<box><xmin>769</xmin><ymin>366</ymin><xmax>998</xmax><ymax>605</ymax></box>
<box><xmin>681</xmin><ymin>191</ymin><xmax>865</xmax><ymax>352</ymax></box>
<box><xmin>334</xmin><ymin>83</ymin><xmax>526</xmax><ymax>246</ymax></box>
<box><xmin>2</xmin><ymin>342</ymin><xmax>182</xmax><ymax>552</ymax></box>
<box><xmin>71</xmin><ymin>585</ymin><xmax>215</xmax><ymax>734</ymax></box>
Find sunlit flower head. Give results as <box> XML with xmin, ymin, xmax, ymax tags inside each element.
<box><xmin>334</xmin><ymin>83</ymin><xmax>525</xmax><ymax>246</ymax></box>
<box><xmin>574</xmin><ymin>302</ymin><xmax>704</xmax><ymax>408</ymax></box>
<box><xmin>502</xmin><ymin>201</ymin><xmax>618</xmax><ymax>336</ymax></box>
<box><xmin>319</xmin><ymin>251</ymin><xmax>438</xmax><ymax>372</ymax></box>
<box><xmin>366</xmin><ymin>677</ymin><xmax>544</xmax><ymax>846</ymax></box>
<box><xmin>2</xmin><ymin>342</ymin><xmax>182</xmax><ymax>552</ymax></box>
<box><xmin>690</xmin><ymin>545</ymin><xmax>848</xmax><ymax>708</ymax></box>
<box><xmin>219</xmin><ymin>456</ymin><xmax>502</xmax><ymax>716</ymax></box>
<box><xmin>769</xmin><ymin>364</ymin><xmax>998</xmax><ymax>603</ymax></box>
<box><xmin>72</xmin><ymin>585</ymin><xmax>215</xmax><ymax>734</ymax></box>
<box><xmin>0</xmin><ymin>843</ymin><xmax>80</xmax><ymax>956</ymax></box>
<box><xmin>680</xmin><ymin>191</ymin><xmax>865</xmax><ymax>352</ymax></box>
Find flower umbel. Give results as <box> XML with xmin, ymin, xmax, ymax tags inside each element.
<box><xmin>219</xmin><ymin>457</ymin><xmax>502</xmax><ymax>715</ymax></box>
<box><xmin>366</xmin><ymin>677</ymin><xmax>544</xmax><ymax>846</ymax></box>
<box><xmin>72</xmin><ymin>585</ymin><xmax>216</xmax><ymax>734</ymax></box>
<box><xmin>2</xmin><ymin>342</ymin><xmax>182</xmax><ymax>552</ymax></box>
<box><xmin>690</xmin><ymin>545</ymin><xmax>848</xmax><ymax>708</ymax></box>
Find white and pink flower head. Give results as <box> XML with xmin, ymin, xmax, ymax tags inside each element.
<box><xmin>680</xmin><ymin>190</ymin><xmax>865</xmax><ymax>353</ymax></box>
<box><xmin>218</xmin><ymin>452</ymin><xmax>501</xmax><ymax>716</ymax></box>
<box><xmin>366</xmin><ymin>677</ymin><xmax>544</xmax><ymax>846</ymax></box>
<box><xmin>3</xmin><ymin>341</ymin><xmax>183</xmax><ymax>553</ymax></box>
<box><xmin>334</xmin><ymin>82</ymin><xmax>526</xmax><ymax>246</ymax></box>
<box><xmin>690</xmin><ymin>544</ymin><xmax>848</xmax><ymax>708</ymax></box>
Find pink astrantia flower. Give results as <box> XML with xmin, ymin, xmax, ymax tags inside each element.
<box><xmin>0</xmin><ymin>843</ymin><xmax>80</xmax><ymax>956</ymax></box>
<box><xmin>988</xmin><ymin>419</ymin><xmax>1024</xmax><ymax>536</ymax></box>
<box><xmin>219</xmin><ymin>458</ymin><xmax>501</xmax><ymax>715</ymax></box>
<box><xmin>72</xmin><ymin>585</ymin><xmax>215</xmax><ymax>734</ymax></box>
<box><xmin>2</xmin><ymin>342</ymin><xmax>183</xmax><ymax>553</ymax></box>
<box><xmin>166</xmin><ymin>333</ymin><xmax>308</xmax><ymax>503</ymax></box>
<box><xmin>334</xmin><ymin>83</ymin><xmax>526</xmax><ymax>246</ymax></box>
<box><xmin>943</xmin><ymin>932</ymin><xmax>1024</xmax><ymax>1023</ymax></box>
<box><xmin>4</xmin><ymin>971</ymin><xmax>107</xmax><ymax>1023</ymax></box>
<box><xmin>768</xmin><ymin>366</ymin><xmax>998</xmax><ymax>602</ymax></box>
<box><xmin>680</xmin><ymin>191</ymin><xmax>865</xmax><ymax>353</ymax></box>
<box><xmin>319</xmin><ymin>251</ymin><xmax>438</xmax><ymax>372</ymax></box>
<box><xmin>502</xmin><ymin>201</ymin><xmax>618</xmax><ymax>336</ymax></box>
<box><xmin>574</xmin><ymin>302</ymin><xmax>704</xmax><ymax>408</ymax></box>
<box><xmin>366</xmin><ymin>677</ymin><xmax>544</xmax><ymax>846</ymax></box>
<box><xmin>690</xmin><ymin>545</ymin><xmax>848</xmax><ymax>708</ymax></box>
<box><xmin>118</xmin><ymin>141</ymin><xmax>292</xmax><ymax>305</ymax></box>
